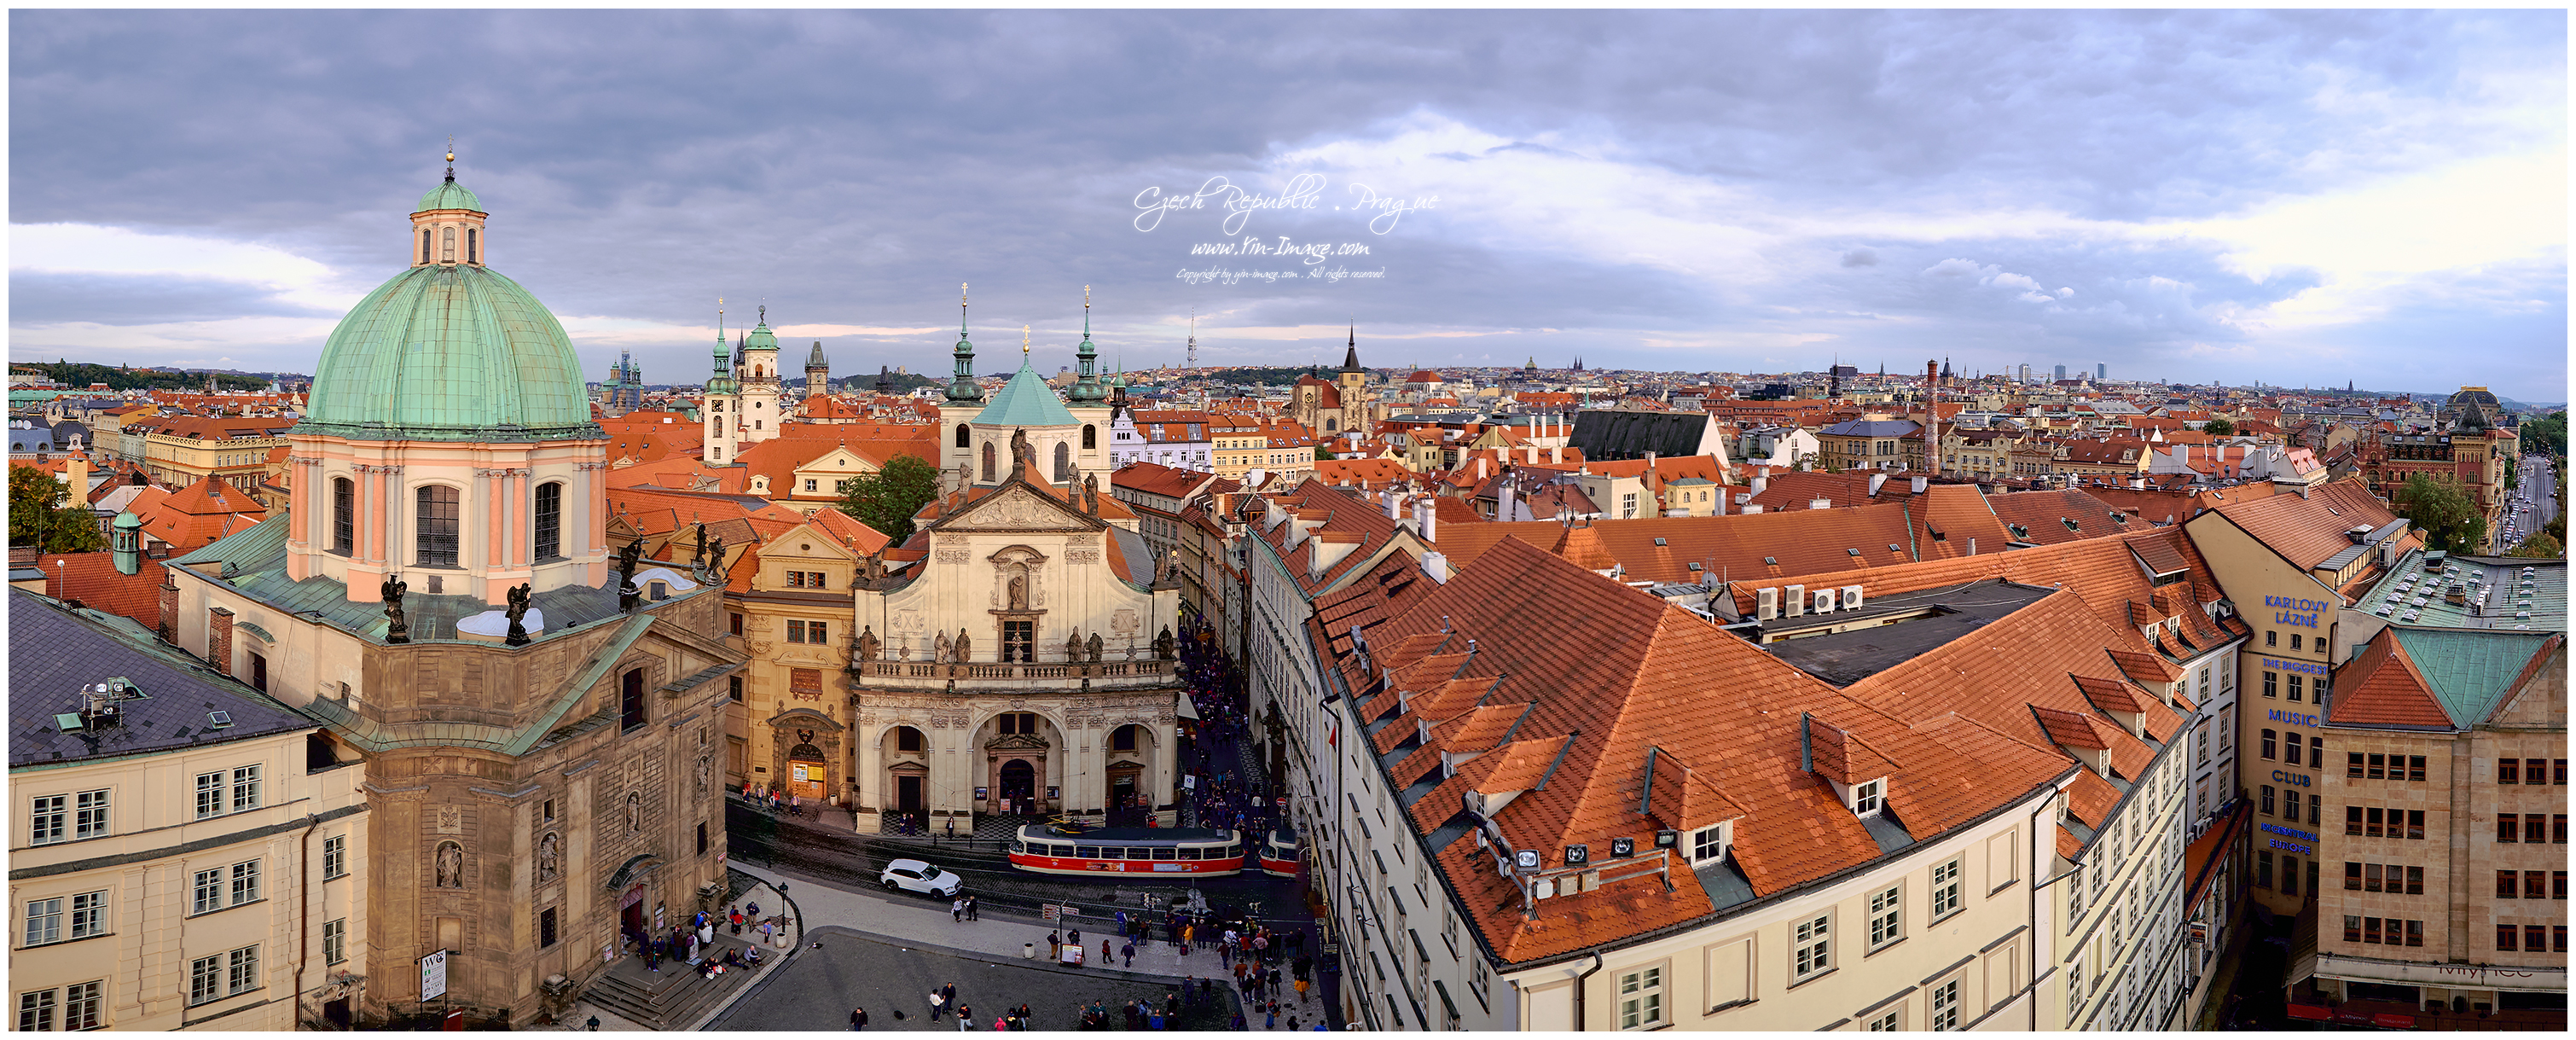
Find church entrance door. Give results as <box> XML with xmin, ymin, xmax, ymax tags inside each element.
<box><xmin>1109</xmin><ymin>770</ymin><xmax>1140</xmax><ymax>811</ymax></box>
<box><xmin>896</xmin><ymin>775</ymin><xmax>925</xmax><ymax>816</ymax></box>
<box><xmin>787</xmin><ymin>742</ymin><xmax>828</xmax><ymax>800</ymax></box>
<box><xmin>999</xmin><ymin>759</ymin><xmax>1036</xmax><ymax>811</ymax></box>
<box><xmin>620</xmin><ymin>883</ymin><xmax>647</xmax><ymax>938</ymax></box>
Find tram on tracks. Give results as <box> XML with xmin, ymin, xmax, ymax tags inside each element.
<box><xmin>1256</xmin><ymin>823</ymin><xmax>1302</xmax><ymax>878</ymax></box>
<box><xmin>1007</xmin><ymin>823</ymin><xmax>1247</xmax><ymax>877</ymax></box>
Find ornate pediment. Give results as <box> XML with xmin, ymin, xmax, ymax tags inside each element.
<box><xmin>933</xmin><ymin>482</ymin><xmax>1105</xmax><ymax>534</ymax></box>
<box><xmin>984</xmin><ymin>731</ymin><xmax>1051</xmax><ymax>752</ymax></box>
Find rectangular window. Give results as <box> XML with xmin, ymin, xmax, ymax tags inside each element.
<box><xmin>23</xmin><ymin>898</ymin><xmax>62</xmax><ymax>947</ymax></box>
<box><xmin>2557</xmin><ymin>872</ymin><xmax>2570</xmax><ymax>900</ymax></box>
<box><xmin>416</xmin><ymin>484</ymin><xmax>460</xmax><ymax>566</ymax></box>
<box><xmin>2284</xmin><ymin>790</ymin><xmax>2302</xmax><ymax>825</ymax></box>
<box><xmin>229</xmin><ymin>860</ymin><xmax>259</xmax><ymax>905</ymax></box>
<box><xmin>533</xmin><ymin>481</ymin><xmax>561</xmax><ymax>561</ymax></box>
<box><xmin>231</xmin><ymin>765</ymin><xmax>261</xmax><ymax>812</ymax></box>
<box><xmin>226</xmin><ymin>944</ymin><xmax>258</xmax><ymax>996</ymax></box>
<box><xmin>2288</xmin><ymin>674</ymin><xmax>2303</xmax><ymax>702</ymax></box>
<box><xmin>2498</xmin><ymin>925</ymin><xmax>2518</xmax><ymax>951</ymax></box>
<box><xmin>2366</xmin><ymin>806</ymin><xmax>2384</xmax><ymax>838</ymax></box>
<box><xmin>189</xmin><ymin>955</ymin><xmax>222</xmax><ymax>1006</ymax></box>
<box><xmin>1931</xmin><ymin>858</ymin><xmax>1963</xmax><ymax>921</ymax></box>
<box><xmin>324</xmin><ymin>918</ymin><xmax>346</xmax><ymax>964</ymax></box>
<box><xmin>2559</xmin><ymin>926</ymin><xmax>2572</xmax><ymax>953</ymax></box>
<box><xmin>191</xmin><ymin>869</ymin><xmax>223</xmax><ymax>915</ymax></box>
<box><xmin>2312</xmin><ymin>735</ymin><xmax>2324</xmax><ymax>764</ymax></box>
<box><xmin>73</xmin><ymin>791</ymin><xmax>107</xmax><ymax>840</ymax></box>
<box><xmin>2501</xmin><ymin>816</ymin><xmax>2521</xmax><ymax>843</ymax></box>
<box><xmin>2406</xmin><ymin>921</ymin><xmax>2424</xmax><ymax>948</ymax></box>
<box><xmin>2343</xmin><ymin>915</ymin><xmax>2361</xmax><ymax>943</ymax></box>
<box><xmin>2410</xmin><ymin>756</ymin><xmax>2428</xmax><ymax>781</ymax></box>
<box><xmin>2347</xmin><ymin>862</ymin><xmax>2363</xmax><ymax>891</ymax></box>
<box><xmin>2502</xmin><ymin>759</ymin><xmax>2521</xmax><ymax>784</ymax></box>
<box><xmin>1616</xmin><ymin>966</ymin><xmax>1663</xmax><ymax>1030</ymax></box>
<box><xmin>1792</xmin><ymin>915</ymin><xmax>1830</xmax><ymax>981</ymax></box>
<box><xmin>2408</xmin><ymin>810</ymin><xmax>2424</xmax><ymax>840</ymax></box>
<box><xmin>2284</xmin><ymin>734</ymin><xmax>2301</xmax><ymax>766</ymax></box>
<box><xmin>20</xmin><ymin>989</ymin><xmax>55</xmax><ymax>1032</ymax></box>
<box><xmin>2364</xmin><ymin>918</ymin><xmax>2382</xmax><ymax>944</ymax></box>
<box><xmin>2528</xmin><ymin>925</ymin><xmax>2549</xmax><ymax>953</ymax></box>
<box><xmin>2284</xmin><ymin>855</ymin><xmax>2301</xmax><ymax>896</ymax></box>
<box><xmin>2261</xmin><ymin>729</ymin><xmax>2277</xmax><ymax>760</ymax></box>
<box><xmin>2556</xmin><ymin>814</ymin><xmax>2568</xmax><ymax>844</ymax></box>
<box><xmin>2366</xmin><ymin>863</ymin><xmax>2383</xmax><ymax>892</ymax></box>
<box><xmin>2257</xmin><ymin>851</ymin><xmax>2273</xmax><ymax>889</ymax></box>
<box><xmin>2558</xmin><ymin>759</ymin><xmax>2569</xmax><ymax>785</ymax></box>
<box><xmin>1691</xmin><ymin>827</ymin><xmax>1724</xmax><ymax>863</ymax></box>
<box><xmin>67</xmin><ymin>892</ymin><xmax>103</xmax><ymax>940</ymax></box>
<box><xmin>2407</xmin><ymin>866</ymin><xmax>2424</xmax><ymax>894</ymax></box>
<box><xmin>323</xmin><ymin>835</ymin><xmax>346</xmax><ymax>880</ymax></box>
<box><xmin>2530</xmin><ymin>871</ymin><xmax>2549</xmax><ymax>903</ymax></box>
<box><xmin>1868</xmin><ymin>886</ymin><xmax>1902</xmax><ymax>949</ymax></box>
<box><xmin>1854</xmin><ymin>780</ymin><xmax>1882</xmax><ymax>816</ymax></box>
<box><xmin>2263</xmin><ymin>671</ymin><xmax>2277</xmax><ymax>698</ymax></box>
<box><xmin>29</xmin><ymin>795</ymin><xmax>65</xmax><ymax>845</ymax></box>
<box><xmin>541</xmin><ymin>907</ymin><xmax>558</xmax><ymax>950</ymax></box>
<box><xmin>1869</xmin><ymin>1010</ymin><xmax>1900</xmax><ymax>1031</ymax></box>
<box><xmin>2367</xmin><ymin>753</ymin><xmax>2386</xmax><ymax>780</ymax></box>
<box><xmin>1929</xmin><ymin>977</ymin><xmax>1959</xmax><ymax>1031</ymax></box>
<box><xmin>2261</xmin><ymin>785</ymin><xmax>2277</xmax><ymax>816</ymax></box>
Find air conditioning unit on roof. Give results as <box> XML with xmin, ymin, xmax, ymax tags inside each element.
<box><xmin>1842</xmin><ymin>584</ymin><xmax>1865</xmax><ymax>611</ymax></box>
<box><xmin>1756</xmin><ymin>587</ymin><xmax>1778</xmax><ymax>621</ymax></box>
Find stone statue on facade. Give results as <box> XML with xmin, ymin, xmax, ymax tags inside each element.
<box><xmin>504</xmin><ymin>582</ymin><xmax>534</xmax><ymax>646</ymax></box>
<box><xmin>537</xmin><ymin>831</ymin><xmax>560</xmax><ymax>883</ymax></box>
<box><xmin>1154</xmin><ymin>625</ymin><xmax>1176</xmax><ymax>660</ymax></box>
<box><xmin>1086</xmin><ymin>631</ymin><xmax>1105</xmax><ymax>663</ymax></box>
<box><xmin>1009</xmin><ymin>427</ymin><xmax>1036</xmax><ymax>479</ymax></box>
<box><xmin>435</xmin><ymin>841</ymin><xmax>463</xmax><ymax>888</ymax></box>
<box><xmin>1007</xmin><ymin>573</ymin><xmax>1029</xmax><ymax>611</ymax></box>
<box><xmin>693</xmin><ymin>524</ymin><xmax>709</xmax><ymax>568</ymax></box>
<box><xmin>954</xmin><ymin>628</ymin><xmax>972</xmax><ymax>662</ymax></box>
<box><xmin>934</xmin><ymin>630</ymin><xmax>952</xmax><ymax>663</ymax></box>
<box><xmin>694</xmin><ymin>732</ymin><xmax>713</xmax><ymax>797</ymax></box>
<box><xmin>616</xmin><ymin>537</ymin><xmax>645</xmax><ymax>612</ymax></box>
<box><xmin>1065</xmin><ymin>630</ymin><xmax>1085</xmax><ymax>662</ymax></box>
<box><xmin>856</xmin><ymin>625</ymin><xmax>882</xmax><ymax>663</ymax></box>
<box><xmin>382</xmin><ymin>573</ymin><xmax>410</xmax><ymax>644</ymax></box>
<box><xmin>1082</xmin><ymin>472</ymin><xmax>1101</xmax><ymax>515</ymax></box>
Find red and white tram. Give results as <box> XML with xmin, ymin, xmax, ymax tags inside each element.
<box><xmin>1008</xmin><ymin>824</ymin><xmax>1245</xmax><ymax>877</ymax></box>
<box><xmin>1256</xmin><ymin>824</ymin><xmax>1301</xmax><ymax>878</ymax></box>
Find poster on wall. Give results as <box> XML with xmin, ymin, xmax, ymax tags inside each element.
<box><xmin>419</xmin><ymin>950</ymin><xmax>448</xmax><ymax>1002</ymax></box>
<box><xmin>1046</xmin><ymin>786</ymin><xmax>1059</xmax><ymax>800</ymax></box>
<box><xmin>975</xmin><ymin>787</ymin><xmax>989</xmax><ymax>801</ymax></box>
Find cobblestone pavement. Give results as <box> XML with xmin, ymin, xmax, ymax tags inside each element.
<box><xmin>706</xmin><ymin>926</ymin><xmax>1248</xmax><ymax>1031</ymax></box>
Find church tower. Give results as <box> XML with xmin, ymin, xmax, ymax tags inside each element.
<box><xmin>1336</xmin><ymin>324</ymin><xmax>1369</xmax><ymax>434</ymax></box>
<box><xmin>737</xmin><ymin>306</ymin><xmax>784</xmax><ymax>444</ymax></box>
<box><xmin>805</xmin><ymin>340</ymin><xmax>829</xmax><ymax>401</ymax></box>
<box><xmin>940</xmin><ymin>284</ymin><xmax>987</xmax><ymax>476</ymax></box>
<box><xmin>703</xmin><ymin>304</ymin><xmax>740</xmax><ymax>463</ymax></box>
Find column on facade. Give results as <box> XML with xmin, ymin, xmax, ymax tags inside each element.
<box><xmin>366</xmin><ymin>464</ymin><xmax>388</xmax><ymax>564</ymax></box>
<box><xmin>854</xmin><ymin>720</ymin><xmax>880</xmax><ymax>816</ymax></box>
<box><xmin>477</xmin><ymin>468</ymin><xmax>498</xmax><ymax>573</ymax></box>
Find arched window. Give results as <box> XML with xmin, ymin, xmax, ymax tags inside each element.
<box><xmin>415</xmin><ymin>485</ymin><xmax>460</xmax><ymax>566</ymax></box>
<box><xmin>466</xmin><ymin>228</ymin><xmax>478</xmax><ymax>264</ymax></box>
<box><xmin>1111</xmin><ymin>723</ymin><xmax>1141</xmax><ymax>752</ymax></box>
<box><xmin>440</xmin><ymin>227</ymin><xmax>455</xmax><ymax>263</ymax></box>
<box><xmin>1054</xmin><ymin>441</ymin><xmax>1072</xmax><ymax>482</ymax></box>
<box><xmin>894</xmin><ymin>726</ymin><xmax>925</xmax><ymax>752</ymax></box>
<box><xmin>420</xmin><ymin>229</ymin><xmax>432</xmax><ymax>264</ymax></box>
<box><xmin>1082</xmin><ymin>424</ymin><xmax>1097</xmax><ymax>450</ymax></box>
<box><xmin>331</xmin><ymin>477</ymin><xmax>354</xmax><ymax>555</ymax></box>
<box><xmin>956</xmin><ymin>423</ymin><xmax>972</xmax><ymax>448</ymax></box>
<box><xmin>533</xmin><ymin>481</ymin><xmax>563</xmax><ymax>561</ymax></box>
<box><xmin>982</xmin><ymin>443</ymin><xmax>995</xmax><ymax>482</ymax></box>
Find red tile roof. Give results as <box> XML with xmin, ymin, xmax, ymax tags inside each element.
<box><xmin>2325</xmin><ymin>628</ymin><xmax>2452</xmax><ymax>729</ymax></box>
<box><xmin>36</xmin><ymin>552</ymin><xmax>169</xmax><ymax>630</ymax></box>
<box><xmin>2207</xmin><ymin>481</ymin><xmax>2400</xmax><ymax>570</ymax></box>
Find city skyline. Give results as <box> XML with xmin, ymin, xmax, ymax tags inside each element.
<box><xmin>9</xmin><ymin>11</ymin><xmax>2566</xmax><ymax>396</ymax></box>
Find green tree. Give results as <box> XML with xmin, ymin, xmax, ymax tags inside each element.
<box><xmin>836</xmin><ymin>453</ymin><xmax>942</xmax><ymax>543</ymax></box>
<box><xmin>2392</xmin><ymin>473</ymin><xmax>2487</xmax><ymax>554</ymax></box>
<box><xmin>2201</xmin><ymin>417</ymin><xmax>2236</xmax><ymax>436</ymax></box>
<box><xmin>2505</xmin><ymin>532</ymin><xmax>2563</xmax><ymax>559</ymax></box>
<box><xmin>2520</xmin><ymin>410</ymin><xmax>2567</xmax><ymax>461</ymax></box>
<box><xmin>1314</xmin><ymin>444</ymin><xmax>1334</xmax><ymax>462</ymax></box>
<box><xmin>9</xmin><ymin>464</ymin><xmax>104</xmax><ymax>554</ymax></box>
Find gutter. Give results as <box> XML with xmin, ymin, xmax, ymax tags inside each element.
<box><xmin>1570</xmin><ymin>952</ymin><xmax>1604</xmax><ymax>1031</ymax></box>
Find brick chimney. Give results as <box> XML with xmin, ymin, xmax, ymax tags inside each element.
<box><xmin>1924</xmin><ymin>359</ymin><xmax>1942</xmax><ymax>478</ymax></box>
<box><xmin>157</xmin><ymin>581</ymin><xmax>179</xmax><ymax>642</ymax></box>
<box><xmin>208</xmin><ymin>607</ymin><xmax>235</xmax><ymax>676</ymax></box>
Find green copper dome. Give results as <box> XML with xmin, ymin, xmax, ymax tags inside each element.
<box><xmin>745</xmin><ymin>317</ymin><xmax>778</xmax><ymax>352</ymax></box>
<box><xmin>976</xmin><ymin>358</ymin><xmax>1078</xmax><ymax>427</ymax></box>
<box><xmin>416</xmin><ymin>177</ymin><xmax>484</xmax><ymax>212</ymax></box>
<box><xmin>298</xmin><ymin>264</ymin><xmax>596</xmax><ymax>440</ymax></box>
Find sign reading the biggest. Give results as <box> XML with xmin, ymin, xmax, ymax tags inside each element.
<box><xmin>2265</xmin><ymin>595</ymin><xmax>2331</xmax><ymax>629</ymax></box>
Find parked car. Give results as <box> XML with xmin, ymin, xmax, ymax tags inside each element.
<box><xmin>879</xmin><ymin>858</ymin><xmax>961</xmax><ymax>898</ymax></box>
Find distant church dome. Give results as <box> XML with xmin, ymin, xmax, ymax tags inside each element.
<box><xmin>299</xmin><ymin>172</ymin><xmax>594</xmax><ymax>439</ymax></box>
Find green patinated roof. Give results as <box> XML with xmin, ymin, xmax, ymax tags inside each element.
<box><xmin>2389</xmin><ymin>627</ymin><xmax>2556</xmax><ymax>727</ymax></box>
<box><xmin>976</xmin><ymin>359</ymin><xmax>1079</xmax><ymax>427</ymax></box>
<box><xmin>297</xmin><ymin>263</ymin><xmax>596</xmax><ymax>439</ymax></box>
<box><xmin>416</xmin><ymin>178</ymin><xmax>484</xmax><ymax>212</ymax></box>
<box><xmin>745</xmin><ymin>320</ymin><xmax>778</xmax><ymax>352</ymax></box>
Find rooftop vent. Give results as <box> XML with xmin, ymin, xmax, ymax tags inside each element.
<box><xmin>207</xmin><ymin>711</ymin><xmax>234</xmax><ymax>729</ymax></box>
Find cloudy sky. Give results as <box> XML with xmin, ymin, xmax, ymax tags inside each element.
<box><xmin>10</xmin><ymin>10</ymin><xmax>2566</xmax><ymax>396</ymax></box>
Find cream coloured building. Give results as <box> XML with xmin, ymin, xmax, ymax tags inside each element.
<box><xmin>846</xmin><ymin>317</ymin><xmax>1183</xmax><ymax>830</ymax></box>
<box><xmin>11</xmin><ymin>592</ymin><xmax>369</xmax><ymax>1031</ymax></box>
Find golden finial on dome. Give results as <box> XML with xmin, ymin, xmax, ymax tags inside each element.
<box><xmin>1023</xmin><ymin>324</ymin><xmax>1031</xmax><ymax>357</ymax></box>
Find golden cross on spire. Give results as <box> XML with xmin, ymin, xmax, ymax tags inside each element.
<box><xmin>1023</xmin><ymin>324</ymin><xmax>1031</xmax><ymax>357</ymax></box>
<box><xmin>1084</xmin><ymin>284</ymin><xmax>1091</xmax><ymax>310</ymax></box>
<box><xmin>445</xmin><ymin>135</ymin><xmax>455</xmax><ymax>164</ymax></box>
<box><xmin>961</xmin><ymin>282</ymin><xmax>969</xmax><ymax>307</ymax></box>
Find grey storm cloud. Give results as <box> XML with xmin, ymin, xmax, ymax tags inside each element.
<box><xmin>7</xmin><ymin>9</ymin><xmax>2564</xmax><ymax>392</ymax></box>
<box><xmin>9</xmin><ymin>271</ymin><xmax>340</xmax><ymax>325</ymax></box>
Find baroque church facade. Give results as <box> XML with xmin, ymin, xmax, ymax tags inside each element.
<box><xmin>843</xmin><ymin>298</ymin><xmax>1186</xmax><ymax>830</ymax></box>
<box><xmin>699</xmin><ymin>305</ymin><xmax>786</xmax><ymax>463</ymax></box>
<box><xmin>162</xmin><ymin>158</ymin><xmax>743</xmax><ymax>1026</ymax></box>
<box><xmin>1289</xmin><ymin>328</ymin><xmax>1372</xmax><ymax>435</ymax></box>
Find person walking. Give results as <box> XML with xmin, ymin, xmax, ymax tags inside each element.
<box><xmin>928</xmin><ymin>991</ymin><xmax>946</xmax><ymax>1023</ymax></box>
<box><xmin>966</xmin><ymin>896</ymin><xmax>979</xmax><ymax>921</ymax></box>
<box><xmin>1047</xmin><ymin>931</ymin><xmax>1061</xmax><ymax>960</ymax></box>
<box><xmin>951</xmin><ymin>897</ymin><xmax>964</xmax><ymax>922</ymax></box>
<box><xmin>952</xmin><ymin>1005</ymin><xmax>971</xmax><ymax>1031</ymax></box>
<box><xmin>1102</xmin><ymin>938</ymin><xmax>1112</xmax><ymax>964</ymax></box>
<box><xmin>1122</xmin><ymin>940</ymin><xmax>1135</xmax><ymax>967</ymax></box>
<box><xmin>851</xmin><ymin>1006</ymin><xmax>868</xmax><ymax>1031</ymax></box>
<box><xmin>1294</xmin><ymin>976</ymin><xmax>1310</xmax><ymax>1002</ymax></box>
<box><xmin>943</xmin><ymin>983</ymin><xmax>959</xmax><ymax>1010</ymax></box>
<box><xmin>1263</xmin><ymin>1006</ymin><xmax>1277</xmax><ymax>1030</ymax></box>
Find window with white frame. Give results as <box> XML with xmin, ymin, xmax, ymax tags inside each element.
<box><xmin>225</xmin><ymin>944</ymin><xmax>258</xmax><ymax>997</ymax></box>
<box><xmin>1692</xmin><ymin>825</ymin><xmax>1726</xmax><ymax>863</ymax></box>
<box><xmin>1929</xmin><ymin>975</ymin><xmax>1960</xmax><ymax>1031</ymax></box>
<box><xmin>230</xmin><ymin>765</ymin><xmax>261</xmax><ymax>812</ymax></box>
<box><xmin>23</xmin><ymin>898</ymin><xmax>62</xmax><ymax>946</ymax></box>
<box><xmin>67</xmin><ymin>892</ymin><xmax>103</xmax><ymax>941</ymax></box>
<box><xmin>188</xmin><ymin>954</ymin><xmax>223</xmax><ymax>1006</ymax></box>
<box><xmin>1792</xmin><ymin>914</ymin><xmax>1831</xmax><ymax>981</ymax></box>
<box><xmin>1867</xmin><ymin>1008</ymin><xmax>1900</xmax><ymax>1031</ymax></box>
<box><xmin>1616</xmin><ymin>965</ymin><xmax>1664</xmax><ymax>1030</ymax></box>
<box><xmin>2067</xmin><ymin>954</ymin><xmax>2086</xmax><ymax>1022</ymax></box>
<box><xmin>18</xmin><ymin>988</ymin><xmax>55</xmax><ymax>1031</ymax></box>
<box><xmin>191</xmin><ymin>869</ymin><xmax>223</xmax><ymax>915</ymax></box>
<box><xmin>1854</xmin><ymin>780</ymin><xmax>1883</xmax><ymax>816</ymax></box>
<box><xmin>29</xmin><ymin>795</ymin><xmax>66</xmax><ymax>845</ymax></box>
<box><xmin>1470</xmin><ymin>957</ymin><xmax>1490</xmax><ymax>1003</ymax></box>
<box><xmin>324</xmin><ymin>918</ymin><xmax>346</xmax><ymax>965</ymax></box>
<box><xmin>194</xmin><ymin>772</ymin><xmax>223</xmax><ymax>819</ymax></box>
<box><xmin>73</xmin><ymin>791</ymin><xmax>107</xmax><ymax>840</ymax></box>
<box><xmin>323</xmin><ymin>835</ymin><xmax>346</xmax><ymax>880</ymax></box>
<box><xmin>229</xmin><ymin>861</ymin><xmax>260</xmax><ymax>905</ymax></box>
<box><xmin>1931</xmin><ymin>857</ymin><xmax>1964</xmax><ymax>921</ymax></box>
<box><xmin>1868</xmin><ymin>885</ymin><xmax>1903</xmax><ymax>949</ymax></box>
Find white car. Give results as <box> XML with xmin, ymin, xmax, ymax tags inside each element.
<box><xmin>879</xmin><ymin>858</ymin><xmax>961</xmax><ymax>898</ymax></box>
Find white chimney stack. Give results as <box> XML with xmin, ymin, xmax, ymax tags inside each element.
<box><xmin>1911</xmin><ymin>476</ymin><xmax>1928</xmax><ymax>494</ymax></box>
<box><xmin>1751</xmin><ymin>467</ymin><xmax>1769</xmax><ymax>499</ymax></box>
<box><xmin>1810</xmin><ymin>497</ymin><xmax>1831</xmax><ymax>510</ymax></box>
<box><xmin>1386</xmin><ymin>490</ymin><xmax>1401</xmax><ymax>520</ymax></box>
<box><xmin>1867</xmin><ymin>473</ymin><xmax>1888</xmax><ymax>497</ymax></box>
<box><xmin>1420</xmin><ymin>551</ymin><xmax>1452</xmax><ymax>584</ymax></box>
<box><xmin>1420</xmin><ymin>497</ymin><xmax>1437</xmax><ymax>543</ymax></box>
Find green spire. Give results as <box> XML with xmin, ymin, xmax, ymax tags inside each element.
<box><xmin>707</xmin><ymin>299</ymin><xmax>738</xmax><ymax>395</ymax></box>
<box><xmin>946</xmin><ymin>282</ymin><xmax>983</xmax><ymax>404</ymax></box>
<box><xmin>1069</xmin><ymin>285</ymin><xmax>1107</xmax><ymax>404</ymax></box>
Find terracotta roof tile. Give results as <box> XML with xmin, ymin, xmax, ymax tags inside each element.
<box><xmin>2033</xmin><ymin>706</ymin><xmax>2111</xmax><ymax>750</ymax></box>
<box><xmin>2325</xmin><ymin>628</ymin><xmax>2452</xmax><ymax>729</ymax></box>
<box><xmin>2109</xmin><ymin>648</ymin><xmax>2182</xmax><ymax>683</ymax></box>
<box><xmin>2208</xmin><ymin>481</ymin><xmax>2401</xmax><ymax>570</ymax></box>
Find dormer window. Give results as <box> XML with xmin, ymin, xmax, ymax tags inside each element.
<box><xmin>1690</xmin><ymin>823</ymin><xmax>1728</xmax><ymax>864</ymax></box>
<box><xmin>1853</xmin><ymin>780</ymin><xmax>1883</xmax><ymax>816</ymax></box>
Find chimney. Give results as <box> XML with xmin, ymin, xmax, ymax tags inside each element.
<box><xmin>157</xmin><ymin>580</ymin><xmax>178</xmax><ymax>642</ymax></box>
<box><xmin>1966</xmin><ymin>537</ymin><xmax>1976</xmax><ymax>557</ymax></box>
<box><xmin>208</xmin><ymin>607</ymin><xmax>235</xmax><ymax>676</ymax></box>
<box><xmin>66</xmin><ymin>456</ymin><xmax>90</xmax><ymax>505</ymax></box>
<box><xmin>1924</xmin><ymin>358</ymin><xmax>1942</xmax><ymax>478</ymax></box>
<box><xmin>1477</xmin><ymin>457</ymin><xmax>1488</xmax><ymax>480</ymax></box>
<box><xmin>1809</xmin><ymin>497</ymin><xmax>1831</xmax><ymax>510</ymax></box>
<box><xmin>1552</xmin><ymin>445</ymin><xmax>1563</xmax><ymax>463</ymax></box>
<box><xmin>1420</xmin><ymin>497</ymin><xmax>1437</xmax><ymax>543</ymax></box>
<box><xmin>1866</xmin><ymin>473</ymin><xmax>1887</xmax><ymax>497</ymax></box>
<box><xmin>1645</xmin><ymin>450</ymin><xmax>1657</xmax><ymax>468</ymax></box>
<box><xmin>1420</xmin><ymin>551</ymin><xmax>1452</xmax><ymax>584</ymax></box>
<box><xmin>1385</xmin><ymin>490</ymin><xmax>1401</xmax><ymax>520</ymax></box>
<box><xmin>1712</xmin><ymin>485</ymin><xmax>1726</xmax><ymax>516</ymax></box>
<box><xmin>1911</xmin><ymin>475</ymin><xmax>1927</xmax><ymax>494</ymax></box>
<box><xmin>1498</xmin><ymin>479</ymin><xmax>1517</xmax><ymax>521</ymax></box>
<box><xmin>1751</xmin><ymin>466</ymin><xmax>1769</xmax><ymax>499</ymax></box>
